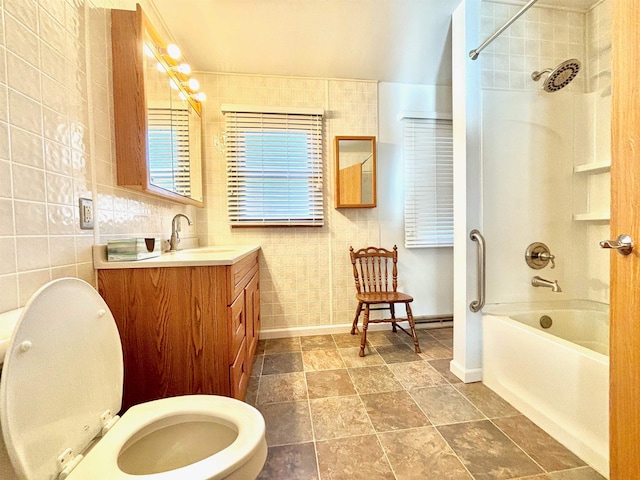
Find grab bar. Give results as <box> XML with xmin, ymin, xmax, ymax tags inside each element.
<box><xmin>469</xmin><ymin>229</ymin><xmax>486</xmax><ymax>312</ymax></box>
<box><xmin>469</xmin><ymin>0</ymin><xmax>539</xmax><ymax>60</ymax></box>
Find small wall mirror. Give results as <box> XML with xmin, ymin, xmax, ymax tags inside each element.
<box><xmin>335</xmin><ymin>136</ymin><xmax>376</xmax><ymax>208</ymax></box>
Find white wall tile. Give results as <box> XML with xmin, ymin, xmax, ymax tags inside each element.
<box><xmin>14</xmin><ymin>200</ymin><xmax>47</xmax><ymax>235</ymax></box>
<box><xmin>0</xmin><ymin>274</ymin><xmax>19</xmax><ymax>311</ymax></box>
<box><xmin>12</xmin><ymin>163</ymin><xmax>46</xmax><ymax>201</ymax></box>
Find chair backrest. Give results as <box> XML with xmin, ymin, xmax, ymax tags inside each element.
<box><xmin>349</xmin><ymin>245</ymin><xmax>398</xmax><ymax>294</ymax></box>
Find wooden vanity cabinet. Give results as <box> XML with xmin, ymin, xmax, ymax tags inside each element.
<box><xmin>96</xmin><ymin>252</ymin><xmax>259</xmax><ymax>411</ymax></box>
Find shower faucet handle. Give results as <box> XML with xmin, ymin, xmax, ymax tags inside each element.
<box><xmin>525</xmin><ymin>242</ymin><xmax>556</xmax><ymax>270</ymax></box>
<box><xmin>538</xmin><ymin>252</ymin><xmax>555</xmax><ymax>269</ymax></box>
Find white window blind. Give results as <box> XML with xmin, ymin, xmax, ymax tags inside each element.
<box><xmin>223</xmin><ymin>107</ymin><xmax>324</xmax><ymax>226</ymax></box>
<box><xmin>403</xmin><ymin>116</ymin><xmax>454</xmax><ymax>248</ymax></box>
<box><xmin>148</xmin><ymin>107</ymin><xmax>192</xmax><ymax>197</ymax></box>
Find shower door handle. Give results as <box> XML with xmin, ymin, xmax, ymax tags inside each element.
<box><xmin>469</xmin><ymin>230</ymin><xmax>486</xmax><ymax>313</ymax></box>
<box><xmin>600</xmin><ymin>234</ymin><xmax>634</xmax><ymax>256</ymax></box>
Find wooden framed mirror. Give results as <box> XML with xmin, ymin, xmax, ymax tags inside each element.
<box><xmin>111</xmin><ymin>6</ymin><xmax>204</xmax><ymax>206</ymax></box>
<box><xmin>335</xmin><ymin>136</ymin><xmax>376</xmax><ymax>208</ymax></box>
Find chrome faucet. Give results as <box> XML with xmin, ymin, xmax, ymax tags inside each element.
<box><xmin>169</xmin><ymin>214</ymin><xmax>192</xmax><ymax>252</ymax></box>
<box><xmin>531</xmin><ymin>275</ymin><xmax>562</xmax><ymax>293</ymax></box>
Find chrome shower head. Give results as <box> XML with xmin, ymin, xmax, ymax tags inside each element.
<box><xmin>531</xmin><ymin>59</ymin><xmax>581</xmax><ymax>92</ymax></box>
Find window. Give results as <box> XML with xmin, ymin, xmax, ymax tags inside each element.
<box><xmin>147</xmin><ymin>107</ymin><xmax>192</xmax><ymax>197</ymax></box>
<box><xmin>402</xmin><ymin>115</ymin><xmax>454</xmax><ymax>248</ymax></box>
<box><xmin>222</xmin><ymin>105</ymin><xmax>324</xmax><ymax>226</ymax></box>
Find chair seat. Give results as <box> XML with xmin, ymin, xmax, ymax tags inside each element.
<box><xmin>356</xmin><ymin>292</ymin><xmax>413</xmax><ymax>304</ymax></box>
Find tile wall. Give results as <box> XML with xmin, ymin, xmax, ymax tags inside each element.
<box><xmin>199</xmin><ymin>73</ymin><xmax>380</xmax><ymax>331</ymax></box>
<box><xmin>0</xmin><ymin>0</ymin><xmax>195</xmax><ymax>313</ymax></box>
<box><xmin>480</xmin><ymin>1</ymin><xmax>586</xmax><ymax>92</ymax></box>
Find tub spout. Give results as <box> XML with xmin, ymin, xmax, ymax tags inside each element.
<box><xmin>531</xmin><ymin>276</ymin><xmax>562</xmax><ymax>293</ymax></box>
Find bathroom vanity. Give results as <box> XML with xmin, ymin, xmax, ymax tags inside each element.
<box><xmin>94</xmin><ymin>246</ymin><xmax>260</xmax><ymax>411</ymax></box>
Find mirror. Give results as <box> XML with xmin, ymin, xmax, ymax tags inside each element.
<box><xmin>335</xmin><ymin>136</ymin><xmax>376</xmax><ymax>208</ymax></box>
<box><xmin>111</xmin><ymin>6</ymin><xmax>204</xmax><ymax>206</ymax></box>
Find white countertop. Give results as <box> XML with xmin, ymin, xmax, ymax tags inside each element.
<box><xmin>93</xmin><ymin>245</ymin><xmax>260</xmax><ymax>269</ymax></box>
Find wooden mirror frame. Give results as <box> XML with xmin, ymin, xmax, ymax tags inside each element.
<box><xmin>335</xmin><ymin>136</ymin><xmax>377</xmax><ymax>208</ymax></box>
<box><xmin>111</xmin><ymin>5</ymin><xmax>204</xmax><ymax>206</ymax></box>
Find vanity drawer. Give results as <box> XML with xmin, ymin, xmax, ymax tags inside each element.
<box><xmin>228</xmin><ymin>252</ymin><xmax>258</xmax><ymax>304</ymax></box>
<box><xmin>230</xmin><ymin>339</ymin><xmax>249</xmax><ymax>399</ymax></box>
<box><xmin>228</xmin><ymin>290</ymin><xmax>246</xmax><ymax>363</ymax></box>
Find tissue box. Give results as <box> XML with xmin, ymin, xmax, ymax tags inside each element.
<box><xmin>107</xmin><ymin>238</ymin><xmax>161</xmax><ymax>261</ymax></box>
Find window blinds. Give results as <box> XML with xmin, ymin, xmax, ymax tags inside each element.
<box><xmin>147</xmin><ymin>107</ymin><xmax>191</xmax><ymax>197</ymax></box>
<box><xmin>223</xmin><ymin>107</ymin><xmax>324</xmax><ymax>226</ymax></box>
<box><xmin>403</xmin><ymin>116</ymin><xmax>454</xmax><ymax>248</ymax></box>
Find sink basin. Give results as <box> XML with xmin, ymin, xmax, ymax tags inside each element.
<box><xmin>0</xmin><ymin>308</ymin><xmax>22</xmax><ymax>366</ymax></box>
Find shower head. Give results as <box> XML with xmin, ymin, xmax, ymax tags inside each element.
<box><xmin>531</xmin><ymin>59</ymin><xmax>581</xmax><ymax>92</ymax></box>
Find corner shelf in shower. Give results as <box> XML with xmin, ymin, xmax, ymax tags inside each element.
<box><xmin>573</xmin><ymin>212</ymin><xmax>610</xmax><ymax>222</ymax></box>
<box><xmin>574</xmin><ymin>161</ymin><xmax>611</xmax><ymax>174</ymax></box>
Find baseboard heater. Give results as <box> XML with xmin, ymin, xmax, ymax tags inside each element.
<box><xmin>414</xmin><ymin>314</ymin><xmax>453</xmax><ymax>325</ymax></box>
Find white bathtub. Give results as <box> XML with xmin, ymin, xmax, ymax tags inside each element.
<box><xmin>482</xmin><ymin>301</ymin><xmax>609</xmax><ymax>477</ymax></box>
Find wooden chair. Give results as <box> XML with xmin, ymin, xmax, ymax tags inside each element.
<box><xmin>349</xmin><ymin>245</ymin><xmax>421</xmax><ymax>357</ymax></box>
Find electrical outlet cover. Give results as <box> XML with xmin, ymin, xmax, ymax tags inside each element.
<box><xmin>79</xmin><ymin>198</ymin><xmax>94</xmax><ymax>230</ymax></box>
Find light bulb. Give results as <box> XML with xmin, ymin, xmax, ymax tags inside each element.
<box><xmin>188</xmin><ymin>78</ymin><xmax>200</xmax><ymax>91</ymax></box>
<box><xmin>194</xmin><ymin>92</ymin><xmax>207</xmax><ymax>102</ymax></box>
<box><xmin>178</xmin><ymin>91</ymin><xmax>187</xmax><ymax>101</ymax></box>
<box><xmin>169</xmin><ymin>78</ymin><xmax>179</xmax><ymax>90</ymax></box>
<box><xmin>156</xmin><ymin>62</ymin><xmax>165</xmax><ymax>72</ymax></box>
<box><xmin>177</xmin><ymin>63</ymin><xmax>191</xmax><ymax>75</ymax></box>
<box><xmin>166</xmin><ymin>44</ymin><xmax>181</xmax><ymax>60</ymax></box>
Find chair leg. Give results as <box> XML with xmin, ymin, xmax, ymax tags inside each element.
<box><xmin>360</xmin><ymin>304</ymin><xmax>370</xmax><ymax>357</ymax></box>
<box><xmin>351</xmin><ymin>302</ymin><xmax>363</xmax><ymax>335</ymax></box>
<box><xmin>406</xmin><ymin>303</ymin><xmax>421</xmax><ymax>354</ymax></box>
<box><xmin>390</xmin><ymin>303</ymin><xmax>397</xmax><ymax>332</ymax></box>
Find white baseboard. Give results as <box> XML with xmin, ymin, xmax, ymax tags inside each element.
<box><xmin>449</xmin><ymin>359</ymin><xmax>483</xmax><ymax>383</ymax></box>
<box><xmin>259</xmin><ymin>320</ymin><xmax>453</xmax><ymax>340</ymax></box>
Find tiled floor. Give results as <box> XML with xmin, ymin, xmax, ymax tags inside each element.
<box><xmin>247</xmin><ymin>326</ymin><xmax>606</xmax><ymax>480</ymax></box>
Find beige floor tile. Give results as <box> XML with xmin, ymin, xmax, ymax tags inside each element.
<box><xmin>379</xmin><ymin>426</ymin><xmax>472</xmax><ymax>480</ymax></box>
<box><xmin>309</xmin><ymin>395</ymin><xmax>374</xmax><ymax>440</ymax></box>
<box><xmin>259</xmin><ymin>401</ymin><xmax>313</xmax><ymax>446</ymax></box>
<box><xmin>302</xmin><ymin>349</ymin><xmax>346</xmax><ymax>371</ymax></box>
<box><xmin>360</xmin><ymin>390</ymin><xmax>430</xmax><ymax>432</ymax></box>
<box><xmin>454</xmin><ymin>382</ymin><xmax>519</xmax><ymax>418</ymax></box>
<box><xmin>409</xmin><ymin>385</ymin><xmax>484</xmax><ymax>425</ymax></box>
<box><xmin>316</xmin><ymin>435</ymin><xmax>394</xmax><ymax>480</ymax></box>
<box><xmin>257</xmin><ymin>443</ymin><xmax>318</xmax><ymax>480</ymax></box>
<box><xmin>257</xmin><ymin>372</ymin><xmax>307</xmax><ymax>405</ymax></box>
<box><xmin>493</xmin><ymin>415</ymin><xmax>587</xmax><ymax>472</ymax></box>
<box><xmin>388</xmin><ymin>360</ymin><xmax>448</xmax><ymax>389</ymax></box>
<box><xmin>437</xmin><ymin>420</ymin><xmax>543</xmax><ymax>479</ymax></box>
<box><xmin>339</xmin><ymin>346</ymin><xmax>383</xmax><ymax>366</ymax></box>
<box><xmin>306</xmin><ymin>369</ymin><xmax>356</xmax><ymax>399</ymax></box>
<box><xmin>348</xmin><ymin>365</ymin><xmax>403</xmax><ymax>394</ymax></box>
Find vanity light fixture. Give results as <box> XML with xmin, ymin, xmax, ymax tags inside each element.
<box><xmin>143</xmin><ymin>34</ymin><xmax>205</xmax><ymax>111</ymax></box>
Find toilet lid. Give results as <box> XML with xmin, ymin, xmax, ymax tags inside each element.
<box><xmin>0</xmin><ymin>278</ymin><xmax>123</xmax><ymax>480</ymax></box>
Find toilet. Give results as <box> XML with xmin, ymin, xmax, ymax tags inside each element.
<box><xmin>0</xmin><ymin>278</ymin><xmax>267</xmax><ymax>480</ymax></box>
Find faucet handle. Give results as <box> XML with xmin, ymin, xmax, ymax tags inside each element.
<box><xmin>538</xmin><ymin>252</ymin><xmax>555</xmax><ymax>269</ymax></box>
<box><xmin>525</xmin><ymin>242</ymin><xmax>556</xmax><ymax>270</ymax></box>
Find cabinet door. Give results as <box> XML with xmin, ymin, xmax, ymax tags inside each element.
<box><xmin>245</xmin><ymin>273</ymin><xmax>260</xmax><ymax>358</ymax></box>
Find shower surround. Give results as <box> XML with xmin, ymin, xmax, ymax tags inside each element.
<box><xmin>479</xmin><ymin>0</ymin><xmax>612</xmax><ymax>476</ymax></box>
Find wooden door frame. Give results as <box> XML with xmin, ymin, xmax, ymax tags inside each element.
<box><xmin>610</xmin><ymin>2</ymin><xmax>640</xmax><ymax>477</ymax></box>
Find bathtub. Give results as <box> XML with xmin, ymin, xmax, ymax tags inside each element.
<box><xmin>482</xmin><ymin>300</ymin><xmax>609</xmax><ymax>477</ymax></box>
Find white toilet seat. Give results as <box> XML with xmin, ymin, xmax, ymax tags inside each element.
<box><xmin>0</xmin><ymin>278</ymin><xmax>266</xmax><ymax>480</ymax></box>
<box><xmin>67</xmin><ymin>395</ymin><xmax>267</xmax><ymax>480</ymax></box>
